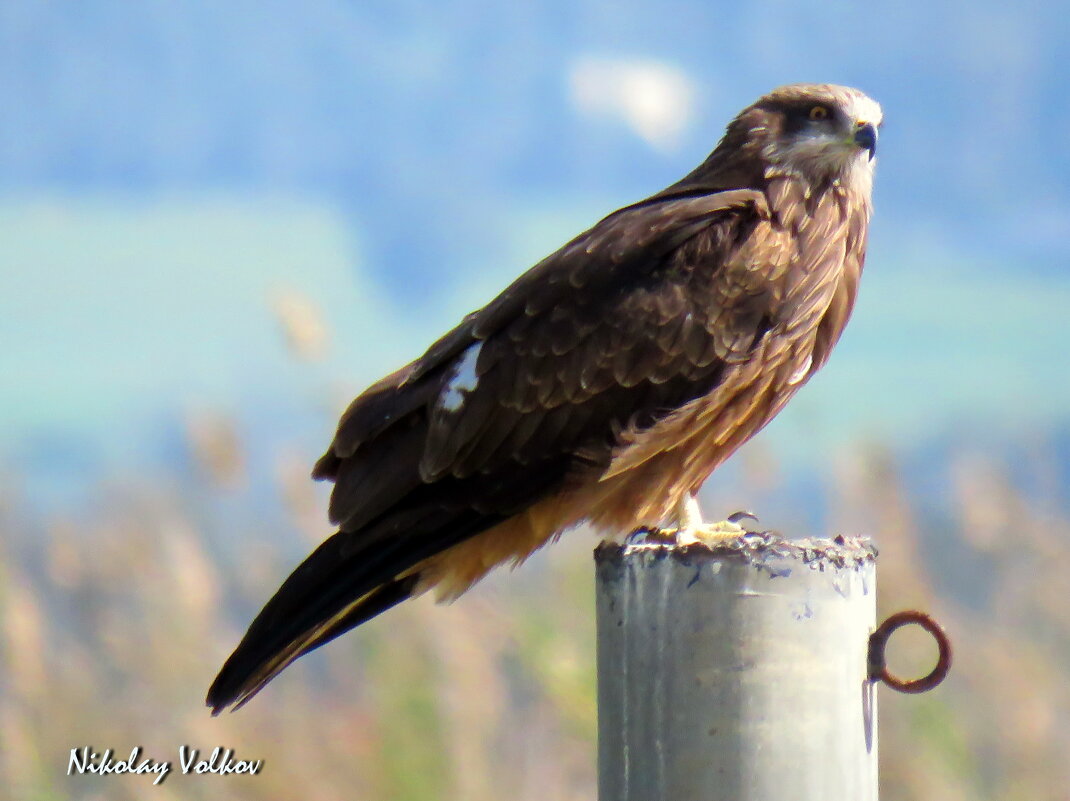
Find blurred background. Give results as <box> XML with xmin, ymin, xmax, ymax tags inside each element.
<box><xmin>3</xmin><ymin>1</ymin><xmax>1070</xmax><ymax>798</ymax></box>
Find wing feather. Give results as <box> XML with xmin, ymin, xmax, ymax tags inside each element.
<box><xmin>302</xmin><ymin>186</ymin><xmax>780</xmax><ymax>606</ymax></box>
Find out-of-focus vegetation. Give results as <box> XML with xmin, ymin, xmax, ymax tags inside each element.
<box><xmin>3</xmin><ymin>407</ymin><xmax>1070</xmax><ymax>799</ymax></box>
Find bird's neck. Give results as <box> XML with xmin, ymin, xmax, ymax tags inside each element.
<box><xmin>761</xmin><ymin>165</ymin><xmax>873</xmax><ymax>233</ymax></box>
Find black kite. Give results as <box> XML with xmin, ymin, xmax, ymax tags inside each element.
<box><xmin>208</xmin><ymin>83</ymin><xmax>882</xmax><ymax>712</ymax></box>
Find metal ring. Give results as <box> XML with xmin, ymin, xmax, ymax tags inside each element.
<box><xmin>867</xmin><ymin>610</ymin><xmax>952</xmax><ymax>694</ymax></box>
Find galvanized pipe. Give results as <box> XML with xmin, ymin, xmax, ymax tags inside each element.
<box><xmin>595</xmin><ymin>535</ymin><xmax>878</xmax><ymax>801</ymax></box>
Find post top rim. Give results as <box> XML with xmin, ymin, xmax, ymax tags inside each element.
<box><xmin>595</xmin><ymin>531</ymin><xmax>877</xmax><ymax>571</ymax></box>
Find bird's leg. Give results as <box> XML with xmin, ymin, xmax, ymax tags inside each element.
<box><xmin>672</xmin><ymin>494</ymin><xmax>748</xmax><ymax>545</ymax></box>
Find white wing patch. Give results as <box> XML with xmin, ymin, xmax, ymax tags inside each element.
<box><xmin>440</xmin><ymin>342</ymin><xmax>482</xmax><ymax>412</ymax></box>
<box><xmin>787</xmin><ymin>354</ymin><xmax>813</xmax><ymax>386</ymax></box>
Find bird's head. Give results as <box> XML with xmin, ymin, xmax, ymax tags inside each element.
<box><xmin>721</xmin><ymin>84</ymin><xmax>883</xmax><ymax>192</ymax></box>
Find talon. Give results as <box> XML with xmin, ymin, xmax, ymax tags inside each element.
<box><xmin>668</xmin><ymin>496</ymin><xmax>755</xmax><ymax>546</ymax></box>
<box><xmin>727</xmin><ymin>510</ymin><xmax>759</xmax><ymax>525</ymax></box>
<box><xmin>676</xmin><ymin>519</ymin><xmax>747</xmax><ymax>546</ymax></box>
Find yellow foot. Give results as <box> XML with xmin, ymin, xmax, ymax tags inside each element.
<box><xmin>676</xmin><ymin>518</ymin><xmax>747</xmax><ymax>546</ymax></box>
<box><xmin>671</xmin><ymin>497</ymin><xmax>757</xmax><ymax>546</ymax></box>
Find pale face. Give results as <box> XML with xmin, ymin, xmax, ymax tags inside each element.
<box><xmin>763</xmin><ymin>85</ymin><xmax>883</xmax><ymax>193</ymax></box>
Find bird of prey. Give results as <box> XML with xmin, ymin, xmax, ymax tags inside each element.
<box><xmin>208</xmin><ymin>83</ymin><xmax>882</xmax><ymax>712</ymax></box>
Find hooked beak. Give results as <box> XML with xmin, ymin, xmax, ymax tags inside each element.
<box><xmin>854</xmin><ymin>121</ymin><xmax>877</xmax><ymax>160</ymax></box>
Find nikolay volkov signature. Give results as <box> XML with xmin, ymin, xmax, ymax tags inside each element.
<box><xmin>68</xmin><ymin>745</ymin><xmax>262</xmax><ymax>785</ymax></box>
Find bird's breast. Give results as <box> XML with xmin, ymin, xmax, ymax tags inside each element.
<box><xmin>587</xmin><ymin>180</ymin><xmax>868</xmax><ymax>529</ymax></box>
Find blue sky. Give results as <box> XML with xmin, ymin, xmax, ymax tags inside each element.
<box><xmin>2</xmin><ymin>1</ymin><xmax>1069</xmax><ymax>504</ymax></box>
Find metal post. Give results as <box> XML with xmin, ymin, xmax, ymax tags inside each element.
<box><xmin>595</xmin><ymin>535</ymin><xmax>878</xmax><ymax>801</ymax></box>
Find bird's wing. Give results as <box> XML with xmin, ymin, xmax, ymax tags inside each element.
<box><xmin>317</xmin><ymin>189</ymin><xmax>778</xmax><ymax>521</ymax></box>
<box><xmin>208</xmin><ymin>187</ymin><xmax>786</xmax><ymax>712</ymax></box>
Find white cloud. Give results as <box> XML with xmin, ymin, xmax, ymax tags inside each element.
<box><xmin>568</xmin><ymin>56</ymin><xmax>696</xmax><ymax>152</ymax></box>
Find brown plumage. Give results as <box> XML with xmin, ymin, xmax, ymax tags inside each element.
<box><xmin>208</xmin><ymin>83</ymin><xmax>883</xmax><ymax>712</ymax></box>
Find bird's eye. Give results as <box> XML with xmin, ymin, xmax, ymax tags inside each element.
<box><xmin>809</xmin><ymin>106</ymin><xmax>829</xmax><ymax>121</ymax></box>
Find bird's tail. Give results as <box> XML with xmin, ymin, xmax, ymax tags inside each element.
<box><xmin>206</xmin><ymin>508</ymin><xmax>504</xmax><ymax>713</ymax></box>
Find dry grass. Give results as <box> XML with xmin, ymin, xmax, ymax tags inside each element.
<box><xmin>3</xmin><ymin>422</ymin><xmax>1069</xmax><ymax>799</ymax></box>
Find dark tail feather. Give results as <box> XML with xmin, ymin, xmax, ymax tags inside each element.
<box><xmin>206</xmin><ymin>507</ymin><xmax>506</xmax><ymax>714</ymax></box>
<box><xmin>293</xmin><ymin>574</ymin><xmax>419</xmax><ymax>661</ymax></box>
<box><xmin>207</xmin><ymin>572</ymin><xmax>418</xmax><ymax>714</ymax></box>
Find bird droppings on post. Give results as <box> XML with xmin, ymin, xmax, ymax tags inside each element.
<box><xmin>596</xmin><ymin>530</ymin><xmax>878</xmax><ymax>577</ymax></box>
